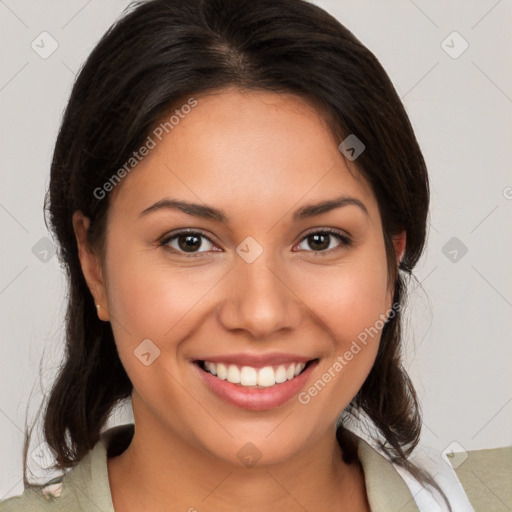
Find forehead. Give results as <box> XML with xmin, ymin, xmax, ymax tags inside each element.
<box><xmin>108</xmin><ymin>88</ymin><xmax>378</xmax><ymax>224</ymax></box>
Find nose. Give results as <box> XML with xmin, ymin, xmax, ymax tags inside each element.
<box><xmin>217</xmin><ymin>250</ymin><xmax>303</xmax><ymax>339</ymax></box>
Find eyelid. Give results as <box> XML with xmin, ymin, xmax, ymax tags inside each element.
<box><xmin>299</xmin><ymin>226</ymin><xmax>351</xmax><ymax>240</ymax></box>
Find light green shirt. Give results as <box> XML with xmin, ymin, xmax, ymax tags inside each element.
<box><xmin>0</xmin><ymin>424</ymin><xmax>468</xmax><ymax>511</ymax></box>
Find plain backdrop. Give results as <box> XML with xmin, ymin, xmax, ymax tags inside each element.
<box><xmin>1</xmin><ymin>0</ymin><xmax>511</xmax><ymax>499</ymax></box>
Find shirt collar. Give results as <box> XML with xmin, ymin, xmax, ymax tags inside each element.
<box><xmin>61</xmin><ymin>423</ymin><xmax>420</xmax><ymax>512</ymax></box>
<box><xmin>357</xmin><ymin>436</ymin><xmax>421</xmax><ymax>512</ymax></box>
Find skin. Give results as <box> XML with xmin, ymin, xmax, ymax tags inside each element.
<box><xmin>74</xmin><ymin>87</ymin><xmax>405</xmax><ymax>512</ymax></box>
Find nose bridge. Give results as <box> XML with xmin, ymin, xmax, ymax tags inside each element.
<box><xmin>218</xmin><ymin>240</ymin><xmax>301</xmax><ymax>338</ymax></box>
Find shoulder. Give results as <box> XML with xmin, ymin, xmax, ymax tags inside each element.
<box><xmin>393</xmin><ymin>441</ymin><xmax>475</xmax><ymax>512</ymax></box>
<box><xmin>448</xmin><ymin>445</ymin><xmax>512</xmax><ymax>512</ymax></box>
<box><xmin>0</xmin><ymin>479</ymin><xmax>67</xmax><ymax>512</ymax></box>
<box><xmin>0</xmin><ymin>424</ymin><xmax>133</xmax><ymax>512</ymax></box>
<box><xmin>352</xmin><ymin>431</ymin><xmax>475</xmax><ymax>512</ymax></box>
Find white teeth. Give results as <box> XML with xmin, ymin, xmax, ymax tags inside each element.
<box><xmin>257</xmin><ymin>366</ymin><xmax>275</xmax><ymax>387</ymax></box>
<box><xmin>226</xmin><ymin>364</ymin><xmax>240</xmax><ymax>383</ymax></box>
<box><xmin>240</xmin><ymin>366</ymin><xmax>257</xmax><ymax>386</ymax></box>
<box><xmin>216</xmin><ymin>363</ymin><xmax>227</xmax><ymax>380</ymax></box>
<box><xmin>202</xmin><ymin>361</ymin><xmax>309</xmax><ymax>387</ymax></box>
<box><xmin>275</xmin><ymin>365</ymin><xmax>287</xmax><ymax>384</ymax></box>
<box><xmin>204</xmin><ymin>361</ymin><xmax>217</xmax><ymax>376</ymax></box>
<box><xmin>294</xmin><ymin>363</ymin><xmax>305</xmax><ymax>376</ymax></box>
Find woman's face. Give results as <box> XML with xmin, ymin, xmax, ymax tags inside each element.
<box><xmin>77</xmin><ymin>88</ymin><xmax>401</xmax><ymax>466</ymax></box>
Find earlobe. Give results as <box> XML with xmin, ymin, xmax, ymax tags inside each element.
<box><xmin>95</xmin><ymin>303</ymin><xmax>109</xmax><ymax>322</ymax></box>
<box><xmin>392</xmin><ymin>231</ymin><xmax>407</xmax><ymax>265</ymax></box>
<box><xmin>72</xmin><ymin>211</ymin><xmax>110</xmax><ymax>322</ymax></box>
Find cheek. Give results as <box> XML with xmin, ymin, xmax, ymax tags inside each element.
<box><xmin>293</xmin><ymin>247</ymin><xmax>391</xmax><ymax>412</ymax></box>
<box><xmin>104</xmin><ymin>229</ymin><xmax>225</xmax><ymax>332</ymax></box>
<box><xmin>103</xmin><ymin>242</ymin><xmax>229</xmax><ymax>375</ymax></box>
<box><xmin>331</xmin><ymin>268</ymin><xmax>388</xmax><ymax>341</ymax></box>
<box><xmin>302</xmin><ymin>246</ymin><xmax>390</xmax><ymax>345</ymax></box>
<box><xmin>101</xmin><ymin>248</ymin><xmax>221</xmax><ymax>415</ymax></box>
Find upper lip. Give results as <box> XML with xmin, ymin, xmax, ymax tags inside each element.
<box><xmin>194</xmin><ymin>352</ymin><xmax>316</xmax><ymax>368</ymax></box>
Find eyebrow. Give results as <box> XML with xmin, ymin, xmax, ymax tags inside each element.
<box><xmin>293</xmin><ymin>196</ymin><xmax>368</xmax><ymax>220</ymax></box>
<box><xmin>139</xmin><ymin>195</ymin><xmax>368</xmax><ymax>222</ymax></box>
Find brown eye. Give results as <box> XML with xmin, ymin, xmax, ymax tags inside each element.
<box><xmin>306</xmin><ymin>233</ymin><xmax>330</xmax><ymax>251</ymax></box>
<box><xmin>296</xmin><ymin>230</ymin><xmax>351</xmax><ymax>253</ymax></box>
<box><xmin>177</xmin><ymin>234</ymin><xmax>203</xmax><ymax>252</ymax></box>
<box><xmin>161</xmin><ymin>230</ymin><xmax>217</xmax><ymax>254</ymax></box>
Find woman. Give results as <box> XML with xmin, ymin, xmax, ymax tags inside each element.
<box><xmin>1</xmin><ymin>0</ymin><xmax>474</xmax><ymax>510</ymax></box>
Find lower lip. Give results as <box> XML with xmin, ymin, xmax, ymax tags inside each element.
<box><xmin>193</xmin><ymin>360</ymin><xmax>318</xmax><ymax>411</ymax></box>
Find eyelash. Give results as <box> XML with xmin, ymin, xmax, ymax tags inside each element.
<box><xmin>159</xmin><ymin>228</ymin><xmax>352</xmax><ymax>257</ymax></box>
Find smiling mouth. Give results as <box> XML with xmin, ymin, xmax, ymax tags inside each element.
<box><xmin>195</xmin><ymin>359</ymin><xmax>317</xmax><ymax>388</ymax></box>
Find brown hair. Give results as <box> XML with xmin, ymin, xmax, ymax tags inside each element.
<box><xmin>27</xmin><ymin>0</ymin><xmax>448</xmax><ymax>507</ymax></box>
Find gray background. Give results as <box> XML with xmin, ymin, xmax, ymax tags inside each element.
<box><xmin>1</xmin><ymin>0</ymin><xmax>511</xmax><ymax>499</ymax></box>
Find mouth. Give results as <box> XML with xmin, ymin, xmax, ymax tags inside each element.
<box><xmin>192</xmin><ymin>357</ymin><xmax>319</xmax><ymax>411</ymax></box>
<box><xmin>195</xmin><ymin>359</ymin><xmax>316</xmax><ymax>388</ymax></box>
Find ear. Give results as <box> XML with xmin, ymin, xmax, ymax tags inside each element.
<box><xmin>392</xmin><ymin>231</ymin><xmax>406</xmax><ymax>266</ymax></box>
<box><xmin>72</xmin><ymin>211</ymin><xmax>110</xmax><ymax>322</ymax></box>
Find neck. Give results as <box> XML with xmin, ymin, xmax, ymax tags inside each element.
<box><xmin>107</xmin><ymin>405</ymin><xmax>369</xmax><ymax>512</ymax></box>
